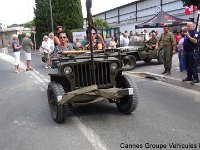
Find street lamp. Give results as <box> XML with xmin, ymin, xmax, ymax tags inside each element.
<box><xmin>49</xmin><ymin>0</ymin><xmax>54</xmax><ymax>32</ymax></box>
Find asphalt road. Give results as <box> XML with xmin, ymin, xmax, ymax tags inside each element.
<box><xmin>0</xmin><ymin>52</ymin><xmax>200</xmax><ymax>150</ymax></box>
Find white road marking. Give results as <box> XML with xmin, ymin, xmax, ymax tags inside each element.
<box><xmin>43</xmin><ymin>78</ymin><xmax>50</xmax><ymax>82</ymax></box>
<box><xmin>72</xmin><ymin>117</ymin><xmax>109</xmax><ymax>150</ymax></box>
<box><xmin>1</xmin><ymin>52</ymin><xmax>109</xmax><ymax>150</ymax></box>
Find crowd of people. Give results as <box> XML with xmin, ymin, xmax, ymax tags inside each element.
<box><xmin>10</xmin><ymin>23</ymin><xmax>199</xmax><ymax>85</ymax></box>
<box><xmin>155</xmin><ymin>22</ymin><xmax>199</xmax><ymax>85</ymax></box>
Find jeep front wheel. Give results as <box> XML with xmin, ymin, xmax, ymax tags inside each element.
<box><xmin>115</xmin><ymin>75</ymin><xmax>138</xmax><ymax>114</ymax></box>
<box><xmin>47</xmin><ymin>82</ymin><xmax>68</xmax><ymax>123</ymax></box>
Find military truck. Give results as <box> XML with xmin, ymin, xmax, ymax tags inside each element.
<box><xmin>117</xmin><ymin>34</ymin><xmax>163</xmax><ymax>69</ymax></box>
<box><xmin>47</xmin><ymin>50</ymin><xmax>139</xmax><ymax>123</ymax></box>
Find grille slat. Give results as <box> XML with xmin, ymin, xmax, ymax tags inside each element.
<box><xmin>74</xmin><ymin>62</ymin><xmax>111</xmax><ymax>88</ymax></box>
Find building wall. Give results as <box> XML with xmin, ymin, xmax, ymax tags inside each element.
<box><xmin>84</xmin><ymin>0</ymin><xmax>198</xmax><ymax>33</ymax></box>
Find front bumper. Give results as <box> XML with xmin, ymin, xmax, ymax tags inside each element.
<box><xmin>57</xmin><ymin>85</ymin><xmax>134</xmax><ymax>105</ymax></box>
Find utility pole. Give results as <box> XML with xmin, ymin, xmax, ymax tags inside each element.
<box><xmin>49</xmin><ymin>0</ymin><xmax>54</xmax><ymax>32</ymax></box>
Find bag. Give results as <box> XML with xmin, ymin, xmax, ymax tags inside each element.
<box><xmin>39</xmin><ymin>46</ymin><xmax>45</xmax><ymax>54</ymax></box>
<box><xmin>42</xmin><ymin>56</ymin><xmax>47</xmax><ymax>62</ymax></box>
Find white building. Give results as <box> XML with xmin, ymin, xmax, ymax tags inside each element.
<box><xmin>84</xmin><ymin>0</ymin><xmax>199</xmax><ymax>34</ymax></box>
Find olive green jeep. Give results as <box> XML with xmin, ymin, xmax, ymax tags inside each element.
<box><xmin>47</xmin><ymin>50</ymin><xmax>139</xmax><ymax>123</ymax></box>
<box><xmin>117</xmin><ymin>34</ymin><xmax>163</xmax><ymax>69</ymax></box>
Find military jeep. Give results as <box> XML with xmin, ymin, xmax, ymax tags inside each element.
<box><xmin>47</xmin><ymin>50</ymin><xmax>139</xmax><ymax>123</ymax></box>
<box><xmin>117</xmin><ymin>34</ymin><xmax>163</xmax><ymax>69</ymax></box>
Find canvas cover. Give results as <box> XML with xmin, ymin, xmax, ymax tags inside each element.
<box><xmin>135</xmin><ymin>10</ymin><xmax>189</xmax><ymax>29</ymax></box>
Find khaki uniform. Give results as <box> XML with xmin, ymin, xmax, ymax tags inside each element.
<box><xmin>158</xmin><ymin>32</ymin><xmax>176</xmax><ymax>70</ymax></box>
<box><xmin>146</xmin><ymin>38</ymin><xmax>157</xmax><ymax>50</ymax></box>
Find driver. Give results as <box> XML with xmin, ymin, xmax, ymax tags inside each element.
<box><xmin>146</xmin><ymin>32</ymin><xmax>158</xmax><ymax>50</ymax></box>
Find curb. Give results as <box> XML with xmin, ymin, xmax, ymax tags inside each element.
<box><xmin>126</xmin><ymin>71</ymin><xmax>200</xmax><ymax>91</ymax></box>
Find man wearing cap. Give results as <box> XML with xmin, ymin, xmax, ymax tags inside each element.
<box><xmin>156</xmin><ymin>25</ymin><xmax>176</xmax><ymax>75</ymax></box>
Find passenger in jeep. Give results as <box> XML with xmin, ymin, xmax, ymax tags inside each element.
<box><xmin>146</xmin><ymin>32</ymin><xmax>158</xmax><ymax>50</ymax></box>
<box><xmin>85</xmin><ymin>29</ymin><xmax>105</xmax><ymax>50</ymax></box>
<box><xmin>54</xmin><ymin>32</ymin><xmax>73</xmax><ymax>56</ymax></box>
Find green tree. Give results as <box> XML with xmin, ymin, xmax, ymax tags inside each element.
<box><xmin>23</xmin><ymin>20</ymin><xmax>35</xmax><ymax>28</ymax></box>
<box><xmin>34</xmin><ymin>0</ymin><xmax>83</xmax><ymax>47</ymax></box>
<box><xmin>93</xmin><ymin>18</ymin><xmax>109</xmax><ymax>29</ymax></box>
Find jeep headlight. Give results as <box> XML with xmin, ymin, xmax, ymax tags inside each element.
<box><xmin>110</xmin><ymin>62</ymin><xmax>118</xmax><ymax>70</ymax></box>
<box><xmin>63</xmin><ymin>66</ymin><xmax>73</xmax><ymax>75</ymax></box>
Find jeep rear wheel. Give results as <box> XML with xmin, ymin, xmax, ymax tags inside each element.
<box><xmin>116</xmin><ymin>75</ymin><xmax>138</xmax><ymax>114</ymax></box>
<box><xmin>157</xmin><ymin>49</ymin><xmax>163</xmax><ymax>64</ymax></box>
<box><xmin>128</xmin><ymin>55</ymin><xmax>136</xmax><ymax>69</ymax></box>
<box><xmin>47</xmin><ymin>82</ymin><xmax>68</xmax><ymax>123</ymax></box>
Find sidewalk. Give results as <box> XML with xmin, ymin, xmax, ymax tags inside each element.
<box><xmin>127</xmin><ymin>53</ymin><xmax>200</xmax><ymax>91</ymax></box>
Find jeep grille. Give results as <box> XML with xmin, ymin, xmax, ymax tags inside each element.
<box><xmin>73</xmin><ymin>62</ymin><xmax>112</xmax><ymax>88</ymax></box>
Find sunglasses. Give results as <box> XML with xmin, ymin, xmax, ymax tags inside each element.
<box><xmin>59</xmin><ymin>36</ymin><xmax>66</xmax><ymax>39</ymax></box>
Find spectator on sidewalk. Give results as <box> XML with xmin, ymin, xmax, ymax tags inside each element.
<box><xmin>104</xmin><ymin>33</ymin><xmax>111</xmax><ymax>48</ymax></box>
<box><xmin>177</xmin><ymin>31</ymin><xmax>185</xmax><ymax>72</ymax></box>
<box><xmin>120</xmin><ymin>33</ymin><xmax>129</xmax><ymax>47</ymax></box>
<box><xmin>22</xmin><ymin>33</ymin><xmax>34</xmax><ymax>71</ymax></box>
<box><xmin>74</xmin><ymin>38</ymin><xmax>83</xmax><ymax>50</ymax></box>
<box><xmin>155</xmin><ymin>25</ymin><xmax>176</xmax><ymax>75</ymax></box>
<box><xmin>11</xmin><ymin>34</ymin><xmax>22</xmax><ymax>73</ymax></box>
<box><xmin>42</xmin><ymin>35</ymin><xmax>51</xmax><ymax>69</ymax></box>
<box><xmin>182</xmin><ymin>22</ymin><xmax>200</xmax><ymax>85</ymax></box>
<box><xmin>108</xmin><ymin>37</ymin><xmax>117</xmax><ymax>48</ymax></box>
<box><xmin>81</xmin><ymin>35</ymin><xmax>88</xmax><ymax>49</ymax></box>
<box><xmin>48</xmin><ymin>32</ymin><xmax>55</xmax><ymax>54</ymax></box>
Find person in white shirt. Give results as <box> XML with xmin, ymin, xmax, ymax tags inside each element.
<box><xmin>48</xmin><ymin>32</ymin><xmax>55</xmax><ymax>54</ymax></box>
<box><xmin>120</xmin><ymin>33</ymin><xmax>129</xmax><ymax>47</ymax></box>
<box><xmin>177</xmin><ymin>34</ymin><xmax>185</xmax><ymax>72</ymax></box>
<box><xmin>42</xmin><ymin>35</ymin><xmax>51</xmax><ymax>69</ymax></box>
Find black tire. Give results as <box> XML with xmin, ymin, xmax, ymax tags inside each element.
<box><xmin>47</xmin><ymin>82</ymin><xmax>68</xmax><ymax>123</ymax></box>
<box><xmin>143</xmin><ymin>57</ymin><xmax>152</xmax><ymax>63</ymax></box>
<box><xmin>128</xmin><ymin>55</ymin><xmax>136</xmax><ymax>69</ymax></box>
<box><xmin>157</xmin><ymin>49</ymin><xmax>163</xmax><ymax>64</ymax></box>
<box><xmin>116</xmin><ymin>75</ymin><xmax>139</xmax><ymax>114</ymax></box>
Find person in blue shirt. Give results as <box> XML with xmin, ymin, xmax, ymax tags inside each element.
<box><xmin>182</xmin><ymin>22</ymin><xmax>199</xmax><ymax>85</ymax></box>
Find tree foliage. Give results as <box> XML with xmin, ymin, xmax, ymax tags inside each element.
<box><xmin>34</xmin><ymin>0</ymin><xmax>83</xmax><ymax>47</ymax></box>
<box><xmin>93</xmin><ymin>18</ymin><xmax>109</xmax><ymax>29</ymax></box>
<box><xmin>23</xmin><ymin>20</ymin><xmax>35</xmax><ymax>28</ymax></box>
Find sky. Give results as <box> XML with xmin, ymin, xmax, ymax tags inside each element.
<box><xmin>0</xmin><ymin>0</ymin><xmax>136</xmax><ymax>26</ymax></box>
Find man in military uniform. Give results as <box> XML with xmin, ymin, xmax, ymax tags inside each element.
<box><xmin>146</xmin><ymin>32</ymin><xmax>157</xmax><ymax>50</ymax></box>
<box><xmin>156</xmin><ymin>25</ymin><xmax>176</xmax><ymax>75</ymax></box>
<box><xmin>182</xmin><ymin>22</ymin><xmax>199</xmax><ymax>85</ymax></box>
